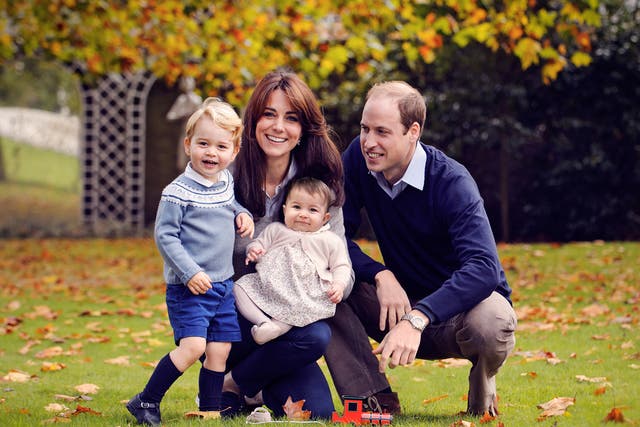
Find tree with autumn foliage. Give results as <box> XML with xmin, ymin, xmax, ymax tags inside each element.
<box><xmin>5</xmin><ymin>0</ymin><xmax>637</xmax><ymax>243</ymax></box>
<box><xmin>1</xmin><ymin>0</ymin><xmax>601</xmax><ymax>106</ymax></box>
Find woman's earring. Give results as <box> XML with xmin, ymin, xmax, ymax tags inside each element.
<box><xmin>296</xmin><ymin>139</ymin><xmax>301</xmax><ymax>146</ymax></box>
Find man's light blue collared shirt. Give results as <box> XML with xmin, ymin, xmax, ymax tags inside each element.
<box><xmin>371</xmin><ymin>142</ymin><xmax>426</xmax><ymax>199</ymax></box>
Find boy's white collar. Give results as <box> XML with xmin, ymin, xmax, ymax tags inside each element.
<box><xmin>185</xmin><ymin>162</ymin><xmax>226</xmax><ymax>187</ymax></box>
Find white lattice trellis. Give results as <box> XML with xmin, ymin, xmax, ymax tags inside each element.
<box><xmin>81</xmin><ymin>72</ymin><xmax>156</xmax><ymax>230</ymax></box>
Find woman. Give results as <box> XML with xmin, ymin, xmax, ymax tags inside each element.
<box><xmin>223</xmin><ymin>68</ymin><xmax>352</xmax><ymax>418</ymax></box>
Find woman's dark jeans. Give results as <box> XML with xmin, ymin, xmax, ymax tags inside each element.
<box><xmin>226</xmin><ymin>314</ymin><xmax>334</xmax><ymax>418</ymax></box>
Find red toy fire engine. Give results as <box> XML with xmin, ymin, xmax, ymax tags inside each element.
<box><xmin>332</xmin><ymin>396</ymin><xmax>393</xmax><ymax>425</ymax></box>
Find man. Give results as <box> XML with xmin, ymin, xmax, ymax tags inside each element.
<box><xmin>325</xmin><ymin>81</ymin><xmax>516</xmax><ymax>416</ymax></box>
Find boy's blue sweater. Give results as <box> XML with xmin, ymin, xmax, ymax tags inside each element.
<box><xmin>342</xmin><ymin>138</ymin><xmax>512</xmax><ymax>323</ymax></box>
<box><xmin>154</xmin><ymin>169</ymin><xmax>248</xmax><ymax>285</ymax></box>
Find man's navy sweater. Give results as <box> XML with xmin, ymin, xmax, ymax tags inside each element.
<box><xmin>342</xmin><ymin>138</ymin><xmax>512</xmax><ymax>323</ymax></box>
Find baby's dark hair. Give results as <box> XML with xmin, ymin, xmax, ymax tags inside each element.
<box><xmin>284</xmin><ymin>177</ymin><xmax>333</xmax><ymax>211</ymax></box>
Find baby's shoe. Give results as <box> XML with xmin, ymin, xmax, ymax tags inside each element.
<box><xmin>246</xmin><ymin>406</ymin><xmax>272</xmax><ymax>423</ymax></box>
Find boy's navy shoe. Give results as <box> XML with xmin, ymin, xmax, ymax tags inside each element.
<box><xmin>126</xmin><ymin>393</ymin><xmax>161</xmax><ymax>426</ymax></box>
<box><xmin>219</xmin><ymin>391</ymin><xmax>245</xmax><ymax>418</ymax></box>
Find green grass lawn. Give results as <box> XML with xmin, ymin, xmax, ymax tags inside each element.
<box><xmin>0</xmin><ymin>239</ymin><xmax>638</xmax><ymax>426</ymax></box>
<box><xmin>0</xmin><ymin>137</ymin><xmax>80</xmax><ymax>192</ymax></box>
<box><xmin>0</xmin><ymin>137</ymin><xmax>81</xmax><ymax>237</ymax></box>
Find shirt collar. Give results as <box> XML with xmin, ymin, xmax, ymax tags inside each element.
<box><xmin>265</xmin><ymin>158</ymin><xmax>298</xmax><ymax>199</ymax></box>
<box><xmin>264</xmin><ymin>158</ymin><xmax>298</xmax><ymax>217</ymax></box>
<box><xmin>402</xmin><ymin>141</ymin><xmax>426</xmax><ymax>191</ymax></box>
<box><xmin>185</xmin><ymin>162</ymin><xmax>226</xmax><ymax>188</ymax></box>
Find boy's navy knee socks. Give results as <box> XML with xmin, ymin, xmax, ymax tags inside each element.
<box><xmin>140</xmin><ymin>354</ymin><xmax>183</xmax><ymax>403</ymax></box>
<box><xmin>198</xmin><ymin>367</ymin><xmax>225</xmax><ymax>411</ymax></box>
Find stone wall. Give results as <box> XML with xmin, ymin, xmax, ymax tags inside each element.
<box><xmin>0</xmin><ymin>107</ymin><xmax>79</xmax><ymax>156</ymax></box>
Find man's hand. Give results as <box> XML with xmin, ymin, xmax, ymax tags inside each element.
<box><xmin>236</xmin><ymin>213</ymin><xmax>254</xmax><ymax>238</ymax></box>
<box><xmin>374</xmin><ymin>270</ymin><xmax>411</xmax><ymax>331</ymax></box>
<box><xmin>187</xmin><ymin>271</ymin><xmax>213</xmax><ymax>295</ymax></box>
<box><xmin>372</xmin><ymin>310</ymin><xmax>428</xmax><ymax>372</ymax></box>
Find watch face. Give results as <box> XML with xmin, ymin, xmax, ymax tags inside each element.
<box><xmin>403</xmin><ymin>313</ymin><xmax>425</xmax><ymax>330</ymax></box>
<box><xmin>412</xmin><ymin>316</ymin><xmax>425</xmax><ymax>329</ymax></box>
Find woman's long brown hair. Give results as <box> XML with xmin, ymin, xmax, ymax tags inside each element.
<box><xmin>234</xmin><ymin>68</ymin><xmax>344</xmax><ymax>218</ymax></box>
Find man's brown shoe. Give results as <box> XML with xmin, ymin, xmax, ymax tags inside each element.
<box><xmin>364</xmin><ymin>391</ymin><xmax>401</xmax><ymax>415</ymax></box>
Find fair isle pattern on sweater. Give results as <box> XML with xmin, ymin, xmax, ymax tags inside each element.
<box><xmin>161</xmin><ymin>169</ymin><xmax>234</xmax><ymax>208</ymax></box>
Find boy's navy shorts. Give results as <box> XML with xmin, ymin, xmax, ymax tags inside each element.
<box><xmin>166</xmin><ymin>278</ymin><xmax>241</xmax><ymax>345</ymax></box>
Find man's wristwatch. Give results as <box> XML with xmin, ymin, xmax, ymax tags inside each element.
<box><xmin>401</xmin><ymin>313</ymin><xmax>427</xmax><ymax>332</ymax></box>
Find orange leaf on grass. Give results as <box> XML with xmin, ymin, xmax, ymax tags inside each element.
<box><xmin>604</xmin><ymin>407</ymin><xmax>624</xmax><ymax>423</ymax></box>
<box><xmin>536</xmin><ymin>396</ymin><xmax>575</xmax><ymax>419</ymax></box>
<box><xmin>18</xmin><ymin>340</ymin><xmax>40</xmax><ymax>355</ymax></box>
<box><xmin>146</xmin><ymin>338</ymin><xmax>165</xmax><ymax>347</ymax></box>
<box><xmin>479</xmin><ymin>411</ymin><xmax>496</xmax><ymax>423</ymax></box>
<box><xmin>55</xmin><ymin>394</ymin><xmax>93</xmax><ymax>401</ymax></box>
<box><xmin>26</xmin><ymin>305</ymin><xmax>58</xmax><ymax>320</ymax></box>
<box><xmin>434</xmin><ymin>358</ymin><xmax>471</xmax><ymax>368</ymax></box>
<box><xmin>7</xmin><ymin>300</ymin><xmax>21</xmax><ymax>311</ymax></box>
<box><xmin>592</xmin><ymin>334</ymin><xmax>610</xmax><ymax>340</ymax></box>
<box><xmin>45</xmin><ymin>403</ymin><xmax>69</xmax><ymax>413</ymax></box>
<box><xmin>35</xmin><ymin>346</ymin><xmax>64</xmax><ymax>358</ymax></box>
<box><xmin>594</xmin><ymin>387</ymin><xmax>607</xmax><ymax>395</ymax></box>
<box><xmin>1</xmin><ymin>316</ymin><xmax>22</xmax><ymax>334</ymax></box>
<box><xmin>2</xmin><ymin>370</ymin><xmax>34</xmax><ymax>382</ymax></box>
<box><xmin>620</xmin><ymin>341</ymin><xmax>633</xmax><ymax>349</ymax></box>
<box><xmin>86</xmin><ymin>336</ymin><xmax>110</xmax><ymax>343</ymax></box>
<box><xmin>104</xmin><ymin>356</ymin><xmax>130</xmax><ymax>366</ymax></box>
<box><xmin>185</xmin><ymin>410</ymin><xmax>220</xmax><ymax>419</ymax></box>
<box><xmin>581</xmin><ymin>303</ymin><xmax>609</xmax><ymax>317</ymax></box>
<box><xmin>85</xmin><ymin>322</ymin><xmax>105</xmax><ymax>332</ymax></box>
<box><xmin>282</xmin><ymin>396</ymin><xmax>311</xmax><ymax>420</ymax></box>
<box><xmin>576</xmin><ymin>374</ymin><xmax>609</xmax><ymax>384</ymax></box>
<box><xmin>423</xmin><ymin>394</ymin><xmax>448</xmax><ymax>404</ymax></box>
<box><xmin>74</xmin><ymin>384</ymin><xmax>100</xmax><ymax>394</ymax></box>
<box><xmin>546</xmin><ymin>356</ymin><xmax>564</xmax><ymax>365</ymax></box>
<box><xmin>41</xmin><ymin>361</ymin><xmax>66</xmax><ymax>372</ymax></box>
<box><xmin>71</xmin><ymin>405</ymin><xmax>101</xmax><ymax>416</ymax></box>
